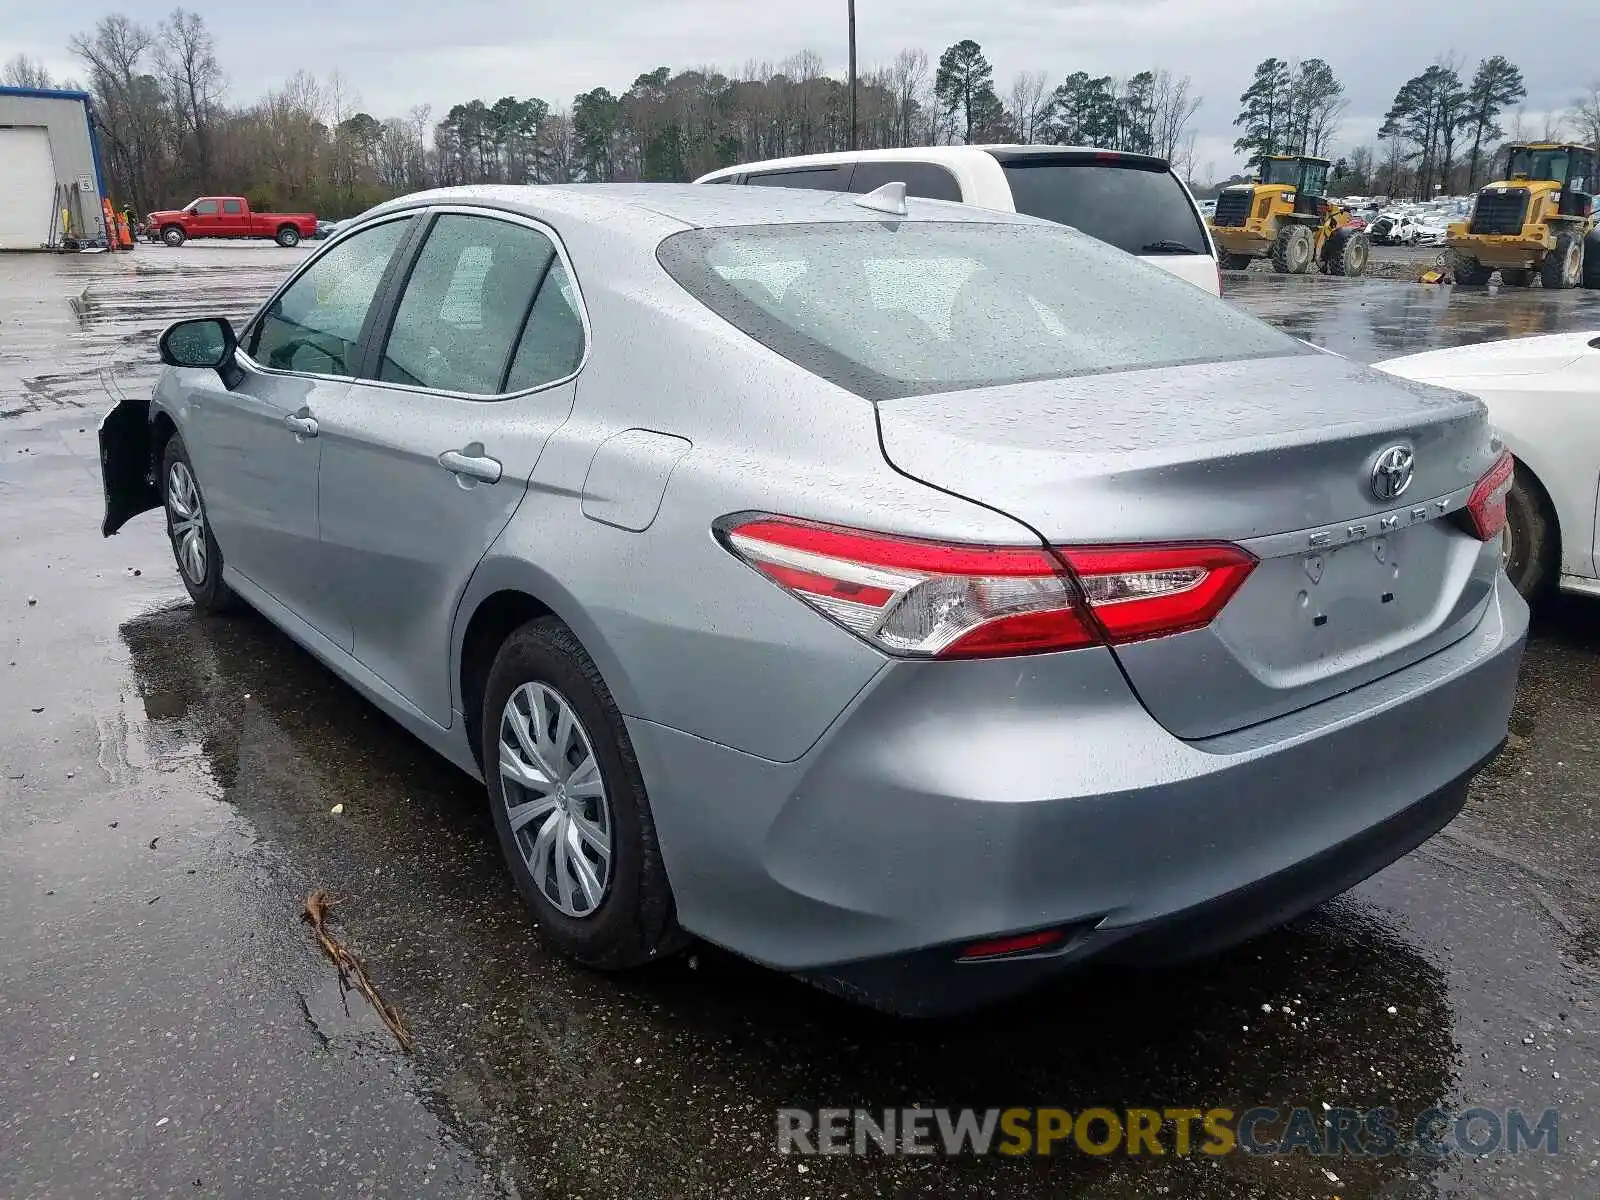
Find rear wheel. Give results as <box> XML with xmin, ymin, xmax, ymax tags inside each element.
<box><xmin>1217</xmin><ymin>250</ymin><xmax>1253</xmax><ymax>270</ymax></box>
<box><xmin>161</xmin><ymin>434</ymin><xmax>235</xmax><ymax>613</ymax></box>
<box><xmin>1582</xmin><ymin>230</ymin><xmax>1600</xmax><ymax>288</ymax></box>
<box><xmin>275</xmin><ymin>225</ymin><xmax>300</xmax><ymax>248</ymax></box>
<box><xmin>161</xmin><ymin>225</ymin><xmax>185</xmax><ymax>247</ymax></box>
<box><xmin>482</xmin><ymin>618</ymin><xmax>686</xmax><ymax>969</ymax></box>
<box><xmin>1325</xmin><ymin>230</ymin><xmax>1370</xmax><ymax>277</ymax></box>
<box><xmin>1501</xmin><ymin>465</ymin><xmax>1556</xmax><ymax>602</ymax></box>
<box><xmin>1500</xmin><ymin>268</ymin><xmax>1533</xmax><ymax>287</ymax></box>
<box><xmin>1270</xmin><ymin>224</ymin><xmax>1315</xmax><ymax>274</ymax></box>
<box><xmin>1449</xmin><ymin>251</ymin><xmax>1493</xmax><ymax>285</ymax></box>
<box><xmin>1539</xmin><ymin>229</ymin><xmax>1583</xmax><ymax>289</ymax></box>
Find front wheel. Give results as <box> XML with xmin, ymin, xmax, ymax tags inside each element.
<box><xmin>1582</xmin><ymin>230</ymin><xmax>1600</xmax><ymax>289</ymax></box>
<box><xmin>1540</xmin><ymin>229</ymin><xmax>1583</xmax><ymax>289</ymax></box>
<box><xmin>161</xmin><ymin>225</ymin><xmax>186</xmax><ymax>247</ymax></box>
<box><xmin>1217</xmin><ymin>250</ymin><xmax>1253</xmax><ymax>271</ymax></box>
<box><xmin>1325</xmin><ymin>230</ymin><xmax>1370</xmax><ymax>277</ymax></box>
<box><xmin>1270</xmin><ymin>224</ymin><xmax>1314</xmax><ymax>274</ymax></box>
<box><xmin>483</xmin><ymin>618</ymin><xmax>686</xmax><ymax>970</ymax></box>
<box><xmin>275</xmin><ymin>226</ymin><xmax>300</xmax><ymax>248</ymax></box>
<box><xmin>161</xmin><ymin>434</ymin><xmax>235</xmax><ymax>613</ymax></box>
<box><xmin>1449</xmin><ymin>252</ymin><xmax>1493</xmax><ymax>285</ymax></box>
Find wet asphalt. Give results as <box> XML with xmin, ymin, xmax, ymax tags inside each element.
<box><xmin>0</xmin><ymin>243</ymin><xmax>1597</xmax><ymax>1200</ymax></box>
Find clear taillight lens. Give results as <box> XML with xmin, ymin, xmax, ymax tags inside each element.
<box><xmin>1465</xmin><ymin>451</ymin><xmax>1515</xmax><ymax>541</ymax></box>
<box><xmin>721</xmin><ymin>517</ymin><xmax>1256</xmax><ymax>659</ymax></box>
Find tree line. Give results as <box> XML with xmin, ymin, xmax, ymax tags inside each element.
<box><xmin>3</xmin><ymin>12</ymin><xmax>1596</xmax><ymax>217</ymax></box>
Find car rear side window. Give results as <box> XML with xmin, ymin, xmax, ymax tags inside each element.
<box><xmin>848</xmin><ymin>161</ymin><xmax>963</xmax><ymax>202</ymax></box>
<box><xmin>998</xmin><ymin>160</ymin><xmax>1208</xmax><ymax>256</ymax></box>
<box><xmin>246</xmin><ymin>216</ymin><xmax>413</xmax><ymax>376</ymax></box>
<box><xmin>503</xmin><ymin>261</ymin><xmax>586</xmax><ymax>392</ymax></box>
<box><xmin>659</xmin><ymin>221</ymin><xmax>1304</xmax><ymax>401</ymax></box>
<box><xmin>377</xmin><ymin>213</ymin><xmax>572</xmax><ymax>396</ymax></box>
<box><xmin>222</xmin><ymin>199</ymin><xmax>243</xmax><ymax>215</ymax></box>
<box><xmin>745</xmin><ymin>167</ymin><xmax>850</xmax><ymax>191</ymax></box>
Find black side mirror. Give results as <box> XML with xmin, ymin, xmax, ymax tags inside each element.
<box><xmin>159</xmin><ymin>317</ymin><xmax>237</xmax><ymax>370</ymax></box>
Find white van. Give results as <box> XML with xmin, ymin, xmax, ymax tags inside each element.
<box><xmin>695</xmin><ymin>145</ymin><xmax>1221</xmax><ymax>295</ymax></box>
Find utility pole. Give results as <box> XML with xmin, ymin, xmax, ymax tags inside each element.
<box><xmin>848</xmin><ymin>0</ymin><xmax>858</xmax><ymax>150</ymax></box>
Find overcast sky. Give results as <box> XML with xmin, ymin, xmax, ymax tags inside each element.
<box><xmin>5</xmin><ymin>0</ymin><xmax>1594</xmax><ymax>177</ymax></box>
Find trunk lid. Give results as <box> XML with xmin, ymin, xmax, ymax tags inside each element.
<box><xmin>875</xmin><ymin>352</ymin><xmax>1502</xmax><ymax>739</ymax></box>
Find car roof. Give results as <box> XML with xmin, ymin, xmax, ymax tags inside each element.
<box><xmin>695</xmin><ymin>144</ymin><xmax>1174</xmax><ymax>181</ymax></box>
<box><xmin>358</xmin><ymin>182</ymin><xmax>1042</xmax><ymax>234</ymax></box>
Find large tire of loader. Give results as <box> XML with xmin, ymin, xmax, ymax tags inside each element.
<box><xmin>1582</xmin><ymin>229</ymin><xmax>1600</xmax><ymax>289</ymax></box>
<box><xmin>1324</xmin><ymin>229</ymin><xmax>1371</xmax><ymax>277</ymax></box>
<box><xmin>1270</xmin><ymin>224</ymin><xmax>1314</xmax><ymax>274</ymax></box>
<box><xmin>1540</xmin><ymin>229</ymin><xmax>1583</xmax><ymax>289</ymax></box>
<box><xmin>1449</xmin><ymin>251</ymin><xmax>1494</xmax><ymax>285</ymax></box>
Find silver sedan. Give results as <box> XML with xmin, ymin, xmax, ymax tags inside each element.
<box><xmin>100</xmin><ymin>183</ymin><xmax>1527</xmax><ymax>1015</ymax></box>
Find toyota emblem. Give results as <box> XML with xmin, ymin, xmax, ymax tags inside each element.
<box><xmin>1370</xmin><ymin>445</ymin><xmax>1415</xmax><ymax>502</ymax></box>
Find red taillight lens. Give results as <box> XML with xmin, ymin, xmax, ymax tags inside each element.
<box><xmin>1465</xmin><ymin>451</ymin><xmax>1515</xmax><ymax>541</ymax></box>
<box><xmin>1065</xmin><ymin>544</ymin><xmax>1258</xmax><ymax>644</ymax></box>
<box><xmin>958</xmin><ymin>929</ymin><xmax>1067</xmax><ymax>961</ymax></box>
<box><xmin>722</xmin><ymin>518</ymin><xmax>1095</xmax><ymax>658</ymax></box>
<box><xmin>721</xmin><ymin>517</ymin><xmax>1256</xmax><ymax>659</ymax></box>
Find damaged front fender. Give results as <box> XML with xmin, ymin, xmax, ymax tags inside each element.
<box><xmin>99</xmin><ymin>396</ymin><xmax>161</xmax><ymax>536</ymax></box>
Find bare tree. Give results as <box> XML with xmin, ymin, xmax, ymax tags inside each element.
<box><xmin>1151</xmin><ymin>70</ymin><xmax>1202</xmax><ymax>163</ymax></box>
<box><xmin>3</xmin><ymin>54</ymin><xmax>56</xmax><ymax>88</ymax></box>
<box><xmin>157</xmin><ymin>9</ymin><xmax>224</xmax><ymax>187</ymax></box>
<box><xmin>1569</xmin><ymin>83</ymin><xmax>1600</xmax><ymax>149</ymax></box>
<box><xmin>1540</xmin><ymin>109</ymin><xmax>1567</xmax><ymax>140</ymax></box>
<box><xmin>70</xmin><ymin>16</ymin><xmax>166</xmax><ymax>211</ymax></box>
<box><xmin>888</xmin><ymin>48</ymin><xmax>929</xmax><ymax>147</ymax></box>
<box><xmin>1007</xmin><ymin>70</ymin><xmax>1051</xmax><ymax>144</ymax></box>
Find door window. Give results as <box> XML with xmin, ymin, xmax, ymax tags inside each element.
<box><xmin>193</xmin><ymin>199</ymin><xmax>219</xmax><ymax>216</ymax></box>
<box><xmin>246</xmin><ymin>216</ymin><xmax>413</xmax><ymax>376</ymax></box>
<box><xmin>745</xmin><ymin>167</ymin><xmax>850</xmax><ymax>191</ymax></box>
<box><xmin>222</xmin><ymin>199</ymin><xmax>243</xmax><ymax>215</ymax></box>
<box><xmin>848</xmin><ymin>161</ymin><xmax>963</xmax><ymax>202</ymax></box>
<box><xmin>377</xmin><ymin>214</ymin><xmax>569</xmax><ymax>396</ymax></box>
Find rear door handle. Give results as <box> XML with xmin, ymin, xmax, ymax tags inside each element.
<box><xmin>438</xmin><ymin>446</ymin><xmax>502</xmax><ymax>484</ymax></box>
<box><xmin>283</xmin><ymin>411</ymin><xmax>318</xmax><ymax>437</ymax></box>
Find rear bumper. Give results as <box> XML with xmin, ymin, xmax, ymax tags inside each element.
<box><xmin>629</xmin><ymin>573</ymin><xmax>1527</xmax><ymax>1013</ymax></box>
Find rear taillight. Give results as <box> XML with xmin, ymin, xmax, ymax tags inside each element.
<box><xmin>1464</xmin><ymin>451</ymin><xmax>1515</xmax><ymax>541</ymax></box>
<box><xmin>720</xmin><ymin>517</ymin><xmax>1255</xmax><ymax>659</ymax></box>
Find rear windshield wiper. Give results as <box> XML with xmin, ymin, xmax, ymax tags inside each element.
<box><xmin>1141</xmin><ymin>240</ymin><xmax>1204</xmax><ymax>255</ymax></box>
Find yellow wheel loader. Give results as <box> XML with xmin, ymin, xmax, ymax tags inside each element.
<box><xmin>1207</xmin><ymin>155</ymin><xmax>1371</xmax><ymax>277</ymax></box>
<box><xmin>1447</xmin><ymin>143</ymin><xmax>1599</xmax><ymax>289</ymax></box>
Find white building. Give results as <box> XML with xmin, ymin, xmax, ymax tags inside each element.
<box><xmin>0</xmin><ymin>86</ymin><xmax>109</xmax><ymax>250</ymax></box>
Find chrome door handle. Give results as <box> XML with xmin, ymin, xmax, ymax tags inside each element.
<box><xmin>438</xmin><ymin>447</ymin><xmax>502</xmax><ymax>484</ymax></box>
<box><xmin>283</xmin><ymin>412</ymin><xmax>318</xmax><ymax>437</ymax></box>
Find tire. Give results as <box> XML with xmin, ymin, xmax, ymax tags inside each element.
<box><xmin>1449</xmin><ymin>251</ymin><xmax>1493</xmax><ymax>285</ymax></box>
<box><xmin>1582</xmin><ymin>230</ymin><xmax>1600</xmax><ymax>289</ymax></box>
<box><xmin>161</xmin><ymin>225</ymin><xmax>186</xmax><ymax>247</ymax></box>
<box><xmin>1500</xmin><ymin>268</ymin><xmax>1533</xmax><ymax>287</ymax></box>
<box><xmin>1325</xmin><ymin>230</ymin><xmax>1370</xmax><ymax>277</ymax></box>
<box><xmin>1217</xmin><ymin>251</ymin><xmax>1253</xmax><ymax>271</ymax></box>
<box><xmin>1539</xmin><ymin>229</ymin><xmax>1583</xmax><ymax>289</ymax></box>
<box><xmin>1270</xmin><ymin>224</ymin><xmax>1314</xmax><ymax>274</ymax></box>
<box><xmin>1501</xmin><ymin>465</ymin><xmax>1557</xmax><ymax>603</ymax></box>
<box><xmin>161</xmin><ymin>433</ymin><xmax>235</xmax><ymax>613</ymax></box>
<box><xmin>482</xmin><ymin>617</ymin><xmax>686</xmax><ymax>970</ymax></box>
<box><xmin>275</xmin><ymin>225</ymin><xmax>300</xmax><ymax>248</ymax></box>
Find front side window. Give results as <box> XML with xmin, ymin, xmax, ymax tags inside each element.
<box><xmin>659</xmin><ymin>221</ymin><xmax>1305</xmax><ymax>401</ymax></box>
<box><xmin>377</xmin><ymin>214</ymin><xmax>570</xmax><ymax>396</ymax></box>
<box><xmin>246</xmin><ymin>216</ymin><xmax>413</xmax><ymax>376</ymax></box>
<box><xmin>745</xmin><ymin>167</ymin><xmax>850</xmax><ymax>191</ymax></box>
<box><xmin>193</xmin><ymin>199</ymin><xmax>219</xmax><ymax>216</ymax></box>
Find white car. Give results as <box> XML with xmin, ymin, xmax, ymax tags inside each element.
<box><xmin>695</xmin><ymin>145</ymin><xmax>1222</xmax><ymax>295</ymax></box>
<box><xmin>1375</xmin><ymin>332</ymin><xmax>1600</xmax><ymax>601</ymax></box>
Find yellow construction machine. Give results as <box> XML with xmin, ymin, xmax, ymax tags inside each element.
<box><xmin>1208</xmin><ymin>155</ymin><xmax>1370</xmax><ymax>276</ymax></box>
<box><xmin>1447</xmin><ymin>143</ymin><xmax>1599</xmax><ymax>288</ymax></box>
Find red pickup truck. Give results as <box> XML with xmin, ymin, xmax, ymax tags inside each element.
<box><xmin>146</xmin><ymin>197</ymin><xmax>318</xmax><ymax>248</ymax></box>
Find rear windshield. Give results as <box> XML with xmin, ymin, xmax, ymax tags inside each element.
<box><xmin>658</xmin><ymin>221</ymin><xmax>1305</xmax><ymax>401</ymax></box>
<box><xmin>999</xmin><ymin>160</ymin><xmax>1209</xmax><ymax>256</ymax></box>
